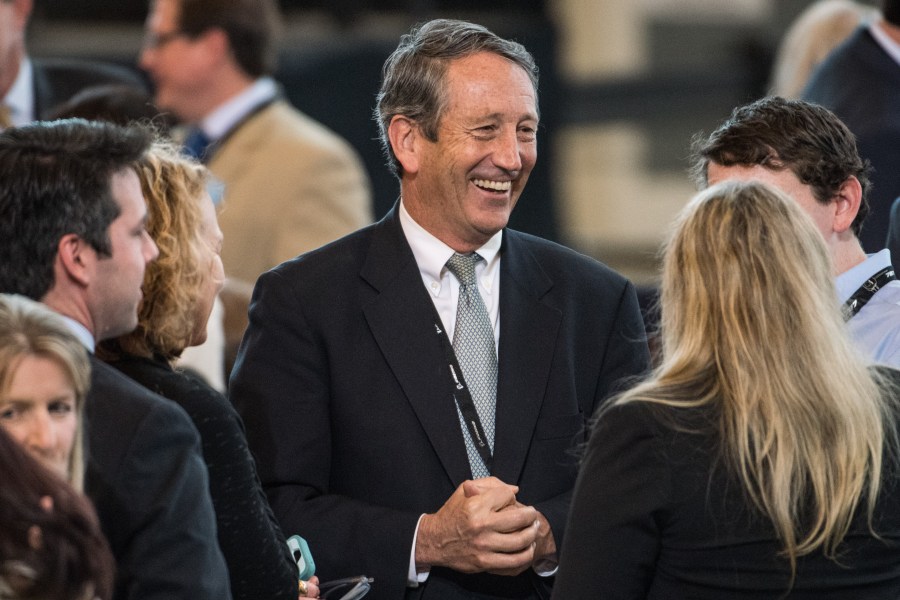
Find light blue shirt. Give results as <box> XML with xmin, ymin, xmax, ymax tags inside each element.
<box><xmin>836</xmin><ymin>249</ymin><xmax>900</xmax><ymax>367</ymax></box>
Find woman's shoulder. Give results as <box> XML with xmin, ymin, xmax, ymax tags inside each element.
<box><xmin>109</xmin><ymin>353</ymin><xmax>237</xmax><ymax>420</ymax></box>
<box><xmin>600</xmin><ymin>398</ymin><xmax>716</xmax><ymax>436</ymax></box>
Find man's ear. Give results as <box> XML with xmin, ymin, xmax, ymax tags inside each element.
<box><xmin>203</xmin><ymin>27</ymin><xmax>235</xmax><ymax>68</ymax></box>
<box><xmin>832</xmin><ymin>176</ymin><xmax>863</xmax><ymax>234</ymax></box>
<box><xmin>56</xmin><ymin>234</ymin><xmax>92</xmax><ymax>287</ymax></box>
<box><xmin>388</xmin><ymin>115</ymin><xmax>421</xmax><ymax>175</ymax></box>
<box><xmin>13</xmin><ymin>0</ymin><xmax>33</xmax><ymax>29</ymax></box>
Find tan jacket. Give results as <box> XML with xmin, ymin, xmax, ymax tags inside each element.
<box><xmin>211</xmin><ymin>100</ymin><xmax>372</xmax><ymax>284</ymax></box>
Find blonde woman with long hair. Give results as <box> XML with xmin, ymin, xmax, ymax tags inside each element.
<box><xmin>552</xmin><ymin>180</ymin><xmax>900</xmax><ymax>599</ymax></box>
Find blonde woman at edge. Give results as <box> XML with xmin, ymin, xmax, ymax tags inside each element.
<box><xmin>0</xmin><ymin>294</ymin><xmax>90</xmax><ymax>489</ymax></box>
<box><xmin>770</xmin><ymin>0</ymin><xmax>875</xmax><ymax>98</ymax></box>
<box><xmin>552</xmin><ymin>180</ymin><xmax>900</xmax><ymax>599</ymax></box>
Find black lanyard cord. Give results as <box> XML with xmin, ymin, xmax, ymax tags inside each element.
<box><xmin>431</xmin><ymin>316</ymin><xmax>494</xmax><ymax>473</ymax></box>
<box><xmin>843</xmin><ymin>266</ymin><xmax>896</xmax><ymax>321</ymax></box>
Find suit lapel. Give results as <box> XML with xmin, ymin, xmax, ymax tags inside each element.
<box><xmin>492</xmin><ymin>230</ymin><xmax>560</xmax><ymax>484</ymax></box>
<box><xmin>361</xmin><ymin>209</ymin><xmax>473</xmax><ymax>487</ymax></box>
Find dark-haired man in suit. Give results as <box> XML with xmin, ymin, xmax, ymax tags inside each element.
<box><xmin>0</xmin><ymin>0</ymin><xmax>147</xmax><ymax>129</ymax></box>
<box><xmin>231</xmin><ymin>18</ymin><xmax>650</xmax><ymax>600</ymax></box>
<box><xmin>0</xmin><ymin>119</ymin><xmax>231</xmax><ymax>600</ymax></box>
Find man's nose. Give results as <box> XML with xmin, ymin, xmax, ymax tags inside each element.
<box><xmin>492</xmin><ymin>129</ymin><xmax>523</xmax><ymax>173</ymax></box>
<box><xmin>138</xmin><ymin>44</ymin><xmax>156</xmax><ymax>73</ymax></box>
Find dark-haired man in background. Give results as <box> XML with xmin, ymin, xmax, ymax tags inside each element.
<box><xmin>0</xmin><ymin>119</ymin><xmax>230</xmax><ymax>600</ymax></box>
<box><xmin>693</xmin><ymin>96</ymin><xmax>900</xmax><ymax>368</ymax></box>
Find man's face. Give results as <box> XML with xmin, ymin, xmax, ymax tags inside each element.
<box><xmin>87</xmin><ymin>168</ymin><xmax>159</xmax><ymax>341</ymax></box>
<box><xmin>139</xmin><ymin>0</ymin><xmax>210</xmax><ymax>122</ymax></box>
<box><xmin>706</xmin><ymin>162</ymin><xmax>836</xmax><ymax>240</ymax></box>
<box><xmin>404</xmin><ymin>51</ymin><xmax>538</xmax><ymax>252</ymax></box>
<box><xmin>0</xmin><ymin>0</ymin><xmax>30</xmax><ymax>98</ymax></box>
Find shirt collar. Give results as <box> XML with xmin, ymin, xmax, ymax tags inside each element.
<box><xmin>398</xmin><ymin>200</ymin><xmax>502</xmax><ymax>283</ymax></box>
<box><xmin>59</xmin><ymin>315</ymin><xmax>96</xmax><ymax>353</ymax></box>
<box><xmin>197</xmin><ymin>77</ymin><xmax>277</xmax><ymax>140</ymax></box>
<box><xmin>835</xmin><ymin>248</ymin><xmax>893</xmax><ymax>302</ymax></box>
<box><xmin>4</xmin><ymin>57</ymin><xmax>34</xmax><ymax>126</ymax></box>
<box><xmin>869</xmin><ymin>20</ymin><xmax>900</xmax><ymax>67</ymax></box>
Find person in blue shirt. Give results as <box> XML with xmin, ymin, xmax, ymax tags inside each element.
<box><xmin>692</xmin><ymin>96</ymin><xmax>900</xmax><ymax>367</ymax></box>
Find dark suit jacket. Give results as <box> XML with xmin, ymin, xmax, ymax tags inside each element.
<box><xmin>552</xmin><ymin>376</ymin><xmax>900</xmax><ymax>599</ymax></box>
<box><xmin>802</xmin><ymin>26</ymin><xmax>900</xmax><ymax>252</ymax></box>
<box><xmin>108</xmin><ymin>353</ymin><xmax>299</xmax><ymax>600</ymax></box>
<box><xmin>84</xmin><ymin>355</ymin><xmax>232</xmax><ymax>600</ymax></box>
<box><xmin>230</xmin><ymin>207</ymin><xmax>651</xmax><ymax>600</ymax></box>
<box><xmin>31</xmin><ymin>57</ymin><xmax>147</xmax><ymax>120</ymax></box>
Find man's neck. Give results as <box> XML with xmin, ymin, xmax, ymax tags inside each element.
<box><xmin>185</xmin><ymin>70</ymin><xmax>255</xmax><ymax>125</ymax></box>
<box><xmin>832</xmin><ymin>237</ymin><xmax>869</xmax><ymax>276</ymax></box>
<box><xmin>41</xmin><ymin>289</ymin><xmax>97</xmax><ymax>344</ymax></box>
<box><xmin>879</xmin><ymin>18</ymin><xmax>900</xmax><ymax>46</ymax></box>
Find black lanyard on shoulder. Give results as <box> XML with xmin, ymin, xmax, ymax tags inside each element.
<box><xmin>843</xmin><ymin>266</ymin><xmax>896</xmax><ymax>321</ymax></box>
<box><xmin>429</xmin><ymin>308</ymin><xmax>494</xmax><ymax>473</ymax></box>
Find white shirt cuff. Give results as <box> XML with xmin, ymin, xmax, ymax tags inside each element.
<box><xmin>407</xmin><ymin>514</ymin><xmax>431</xmax><ymax>586</ymax></box>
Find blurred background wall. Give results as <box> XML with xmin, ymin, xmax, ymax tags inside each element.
<box><xmin>25</xmin><ymin>0</ymin><xmax>878</xmax><ymax>284</ymax></box>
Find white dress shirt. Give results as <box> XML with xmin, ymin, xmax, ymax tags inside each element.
<box><xmin>194</xmin><ymin>77</ymin><xmax>278</xmax><ymax>141</ymax></box>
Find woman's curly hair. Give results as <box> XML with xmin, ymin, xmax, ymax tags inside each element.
<box><xmin>101</xmin><ymin>140</ymin><xmax>210</xmax><ymax>362</ymax></box>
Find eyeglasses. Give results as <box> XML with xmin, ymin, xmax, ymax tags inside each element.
<box><xmin>319</xmin><ymin>576</ymin><xmax>373</xmax><ymax>600</ymax></box>
<box><xmin>142</xmin><ymin>29</ymin><xmax>186</xmax><ymax>50</ymax></box>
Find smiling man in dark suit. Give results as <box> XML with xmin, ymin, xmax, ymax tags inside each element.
<box><xmin>0</xmin><ymin>119</ymin><xmax>230</xmax><ymax>600</ymax></box>
<box><xmin>230</xmin><ymin>19</ymin><xmax>650</xmax><ymax>600</ymax></box>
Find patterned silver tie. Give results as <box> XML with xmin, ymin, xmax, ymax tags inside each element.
<box><xmin>445</xmin><ymin>252</ymin><xmax>497</xmax><ymax>478</ymax></box>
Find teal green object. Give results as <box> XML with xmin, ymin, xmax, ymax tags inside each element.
<box><xmin>287</xmin><ymin>534</ymin><xmax>316</xmax><ymax>580</ymax></box>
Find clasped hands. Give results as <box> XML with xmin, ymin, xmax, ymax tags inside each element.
<box><xmin>415</xmin><ymin>476</ymin><xmax>556</xmax><ymax>576</ymax></box>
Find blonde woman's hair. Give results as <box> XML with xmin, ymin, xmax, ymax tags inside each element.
<box><xmin>769</xmin><ymin>0</ymin><xmax>875</xmax><ymax>98</ymax></box>
<box><xmin>0</xmin><ymin>294</ymin><xmax>91</xmax><ymax>491</ymax></box>
<box><xmin>616</xmin><ymin>180</ymin><xmax>896</xmax><ymax>576</ymax></box>
<box><xmin>100</xmin><ymin>139</ymin><xmax>210</xmax><ymax>362</ymax></box>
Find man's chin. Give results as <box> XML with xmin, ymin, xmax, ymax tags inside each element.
<box><xmin>100</xmin><ymin>316</ymin><xmax>140</xmax><ymax>342</ymax></box>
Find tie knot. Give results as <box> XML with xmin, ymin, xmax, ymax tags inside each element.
<box><xmin>183</xmin><ymin>127</ymin><xmax>212</xmax><ymax>161</ymax></box>
<box><xmin>446</xmin><ymin>253</ymin><xmax>482</xmax><ymax>286</ymax></box>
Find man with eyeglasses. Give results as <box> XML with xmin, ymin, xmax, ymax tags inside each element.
<box><xmin>139</xmin><ymin>0</ymin><xmax>372</xmax><ymax>288</ymax></box>
<box><xmin>0</xmin><ymin>0</ymin><xmax>147</xmax><ymax>130</ymax></box>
